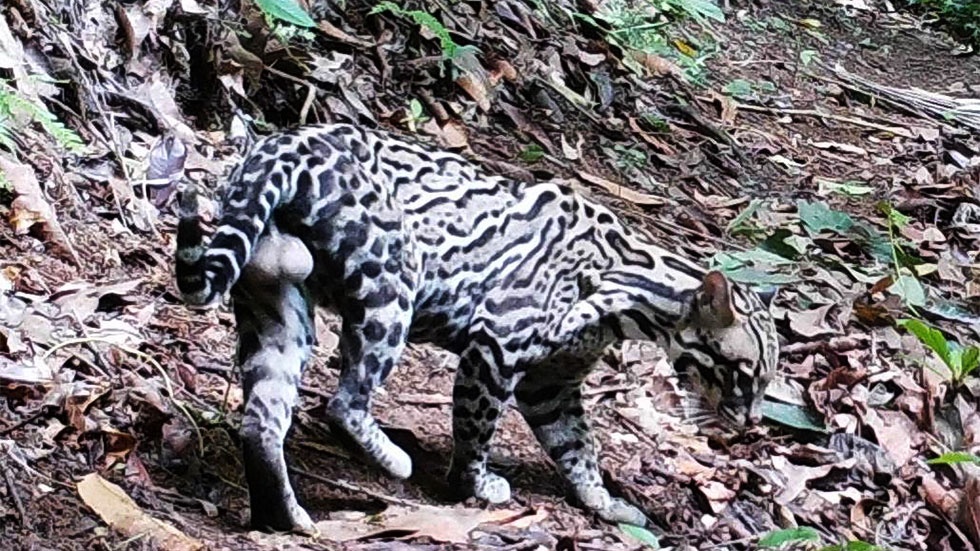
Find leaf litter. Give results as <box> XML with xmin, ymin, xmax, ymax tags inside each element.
<box><xmin>0</xmin><ymin>0</ymin><xmax>979</xmax><ymax>550</ymax></box>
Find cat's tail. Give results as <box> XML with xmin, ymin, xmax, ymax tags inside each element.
<box><xmin>175</xmin><ymin>166</ymin><xmax>286</xmax><ymax>306</ymax></box>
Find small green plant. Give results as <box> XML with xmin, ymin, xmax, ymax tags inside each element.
<box><xmin>641</xmin><ymin>113</ymin><xmax>670</xmax><ymax>132</ymax></box>
<box><xmin>879</xmin><ymin>202</ymin><xmax>925</xmax><ymax>309</ymax></box>
<box><xmin>269</xmin><ymin>20</ymin><xmax>317</xmax><ymax>42</ymax></box>
<box><xmin>758</xmin><ymin>527</ymin><xmax>882</xmax><ymax>551</ymax></box>
<box><xmin>0</xmin><ymin>80</ymin><xmax>84</xmax><ymax>154</ymax></box>
<box><xmin>371</xmin><ymin>2</ymin><xmax>477</xmax><ymax>61</ymax></box>
<box><xmin>722</xmin><ymin>78</ymin><xmax>777</xmax><ymax>101</ymax></box>
<box><xmin>759</xmin><ymin>527</ymin><xmax>821</xmax><ymax>548</ymax></box>
<box><xmin>253</xmin><ymin>0</ymin><xmax>316</xmax><ymax>27</ymax></box>
<box><xmin>904</xmin><ymin>0</ymin><xmax>980</xmax><ymax>47</ymax></box>
<box><xmin>928</xmin><ymin>451</ymin><xmax>980</xmax><ymax>465</ymax></box>
<box><xmin>800</xmin><ymin>49</ymin><xmax>821</xmax><ymax>67</ymax></box>
<box><xmin>574</xmin><ymin>0</ymin><xmax>722</xmax><ymax>83</ymax></box>
<box><xmin>518</xmin><ymin>144</ymin><xmax>545</xmax><ymax>163</ymax></box>
<box><xmin>400</xmin><ymin>98</ymin><xmax>428</xmax><ymax>132</ymax></box>
<box><xmin>612</xmin><ymin>144</ymin><xmax>648</xmax><ymax>170</ymax></box>
<box><xmin>898</xmin><ymin>318</ymin><xmax>980</xmax><ymax>387</ymax></box>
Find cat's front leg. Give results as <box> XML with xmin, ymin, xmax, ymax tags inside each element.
<box><xmin>446</xmin><ymin>337</ymin><xmax>517</xmax><ymax>504</ymax></box>
<box><xmin>516</xmin><ymin>364</ymin><xmax>649</xmax><ymax>527</ymax></box>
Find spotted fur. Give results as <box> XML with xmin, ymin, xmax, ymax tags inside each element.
<box><xmin>175</xmin><ymin>124</ymin><xmax>779</xmax><ymax>533</ymax></box>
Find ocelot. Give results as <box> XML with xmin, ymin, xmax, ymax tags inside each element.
<box><xmin>175</xmin><ymin>123</ymin><xmax>778</xmax><ymax>534</ymax></box>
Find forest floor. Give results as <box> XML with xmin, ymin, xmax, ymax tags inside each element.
<box><xmin>1</xmin><ymin>1</ymin><xmax>980</xmax><ymax>550</ymax></box>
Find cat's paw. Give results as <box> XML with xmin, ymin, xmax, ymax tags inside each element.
<box><xmin>251</xmin><ymin>503</ymin><xmax>315</xmax><ymax>535</ymax></box>
<box><xmin>473</xmin><ymin>472</ymin><xmax>512</xmax><ymax>504</ymax></box>
<box><xmin>597</xmin><ymin>497</ymin><xmax>649</xmax><ymax>527</ymax></box>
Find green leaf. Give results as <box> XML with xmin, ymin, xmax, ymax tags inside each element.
<box><xmin>961</xmin><ymin>346</ymin><xmax>980</xmax><ymax>376</ymax></box>
<box><xmin>798</xmin><ymin>200</ymin><xmax>855</xmax><ymax>235</ymax></box>
<box><xmin>720</xmin><ymin>268</ymin><xmax>800</xmax><ymax>285</ymax></box>
<box><xmin>927</xmin><ymin>452</ymin><xmax>980</xmax><ymax>465</ymax></box>
<box><xmin>518</xmin><ymin>144</ymin><xmax>545</xmax><ymax>163</ymax></box>
<box><xmin>897</xmin><ymin>319</ymin><xmax>953</xmax><ymax>369</ymax></box>
<box><xmin>760</xmin><ymin>229</ymin><xmax>811</xmax><ymax>260</ymax></box>
<box><xmin>723</xmin><ymin>78</ymin><xmax>753</xmax><ymax>98</ymax></box>
<box><xmin>760</xmin><ymin>401</ymin><xmax>826</xmax><ymax>432</ymax></box>
<box><xmin>878</xmin><ymin>201</ymin><xmax>911</xmax><ymax>230</ymax></box>
<box><xmin>254</xmin><ymin>0</ymin><xmax>316</xmax><ymax>27</ymax></box>
<box><xmin>817</xmin><ymin>178</ymin><xmax>873</xmax><ymax>197</ymax></box>
<box><xmin>726</xmin><ymin>198</ymin><xmax>763</xmax><ymax>233</ymax></box>
<box><xmin>410</xmin><ymin>98</ymin><xmax>424</xmax><ymax>118</ymax></box>
<box><xmin>759</xmin><ymin>526</ymin><xmax>821</xmax><ymax>547</ymax></box>
<box><xmin>618</xmin><ymin>523</ymin><xmax>660</xmax><ymax>548</ymax></box>
<box><xmin>820</xmin><ymin>541</ymin><xmax>882</xmax><ymax>551</ymax></box>
<box><xmin>800</xmin><ymin>49</ymin><xmax>820</xmax><ymax>67</ymax></box>
<box><xmin>671</xmin><ymin>0</ymin><xmax>725</xmax><ymax>23</ymax></box>
<box><xmin>889</xmin><ymin>275</ymin><xmax>926</xmax><ymax>308</ymax></box>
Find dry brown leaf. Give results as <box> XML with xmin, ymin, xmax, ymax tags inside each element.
<box><xmin>708</xmin><ymin>90</ymin><xmax>738</xmax><ymax>124</ymax></box>
<box><xmin>1</xmin><ymin>156</ymin><xmax>79</xmax><ymax>264</ymax></box>
<box><xmin>77</xmin><ymin>473</ymin><xmax>203</xmax><ymax>551</ymax></box>
<box><xmin>864</xmin><ymin>410</ymin><xmax>919</xmax><ymax>466</ymax></box>
<box><xmin>697</xmin><ymin>480</ymin><xmax>736</xmax><ymax>513</ymax></box>
<box><xmin>318</xmin><ymin>20</ymin><xmax>374</xmax><ymax>48</ymax></box>
<box><xmin>920</xmin><ymin>473</ymin><xmax>960</xmax><ymax>516</ymax></box>
<box><xmin>576</xmin><ymin>171</ymin><xmax>665</xmax><ymax>206</ymax></box>
<box><xmin>315</xmin><ymin>504</ymin><xmax>528</xmax><ymax>543</ymax></box>
<box><xmin>488</xmin><ymin>59</ymin><xmax>518</xmax><ymax>85</ymax></box>
<box><xmin>787</xmin><ymin>304</ymin><xmax>838</xmax><ymax>338</ymax></box>
<box><xmin>421</xmin><ymin>119</ymin><xmax>469</xmax><ymax>150</ymax></box>
<box><xmin>632</xmin><ymin>51</ymin><xmax>683</xmax><ymax>78</ymax></box>
<box><xmin>456</xmin><ymin>72</ymin><xmax>492</xmax><ymax>112</ymax></box>
<box><xmin>960</xmin><ymin>472</ymin><xmax>980</xmax><ymax>547</ymax></box>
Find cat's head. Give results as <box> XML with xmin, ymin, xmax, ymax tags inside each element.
<box><xmin>668</xmin><ymin>271</ymin><xmax>779</xmax><ymax>427</ymax></box>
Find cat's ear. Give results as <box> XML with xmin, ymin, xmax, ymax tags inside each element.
<box><xmin>693</xmin><ymin>271</ymin><xmax>736</xmax><ymax>328</ymax></box>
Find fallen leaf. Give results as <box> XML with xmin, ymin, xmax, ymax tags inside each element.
<box><xmin>315</xmin><ymin>504</ymin><xmax>528</xmax><ymax>543</ymax></box>
<box><xmin>575</xmin><ymin>171</ymin><xmax>664</xmax><ymax>206</ymax></box>
<box><xmin>1</xmin><ymin>156</ymin><xmax>79</xmax><ymax>264</ymax></box>
<box><xmin>961</xmin><ymin>473</ymin><xmax>980</xmax><ymax>547</ymax></box>
<box><xmin>420</xmin><ymin>119</ymin><xmax>469</xmax><ymax>149</ymax></box>
<box><xmin>77</xmin><ymin>473</ymin><xmax>203</xmax><ymax>551</ymax></box>
<box><xmin>812</xmin><ymin>140</ymin><xmax>868</xmax><ymax>156</ymax></box>
<box><xmin>787</xmin><ymin>304</ymin><xmax>838</xmax><ymax>338</ymax></box>
<box><xmin>864</xmin><ymin>410</ymin><xmax>919</xmax><ymax>466</ymax></box>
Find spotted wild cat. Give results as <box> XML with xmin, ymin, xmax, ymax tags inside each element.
<box><xmin>175</xmin><ymin>123</ymin><xmax>779</xmax><ymax>533</ymax></box>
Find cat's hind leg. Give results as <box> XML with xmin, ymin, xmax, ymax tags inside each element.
<box><xmin>234</xmin><ymin>279</ymin><xmax>315</xmax><ymax>534</ymax></box>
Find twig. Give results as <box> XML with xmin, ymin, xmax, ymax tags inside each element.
<box><xmin>582</xmin><ymin>384</ymin><xmax>635</xmax><ymax>398</ymax></box>
<box><xmin>780</xmin><ymin>335</ymin><xmax>870</xmax><ymax>357</ymax></box>
<box><xmin>264</xmin><ymin>65</ymin><xmax>317</xmax><ymax>125</ymax></box>
<box><xmin>290</xmin><ymin>466</ymin><xmax>417</xmax><ymax>507</ymax></box>
<box><xmin>734</xmin><ymin>103</ymin><xmax>915</xmax><ymax>138</ymax></box>
<box><xmin>1</xmin><ymin>459</ymin><xmax>28</xmax><ymax>527</ymax></box>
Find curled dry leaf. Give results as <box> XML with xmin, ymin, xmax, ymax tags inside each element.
<box><xmin>77</xmin><ymin>473</ymin><xmax>203</xmax><ymax>551</ymax></box>
<box><xmin>1</xmin><ymin>156</ymin><xmax>79</xmax><ymax>264</ymax></box>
